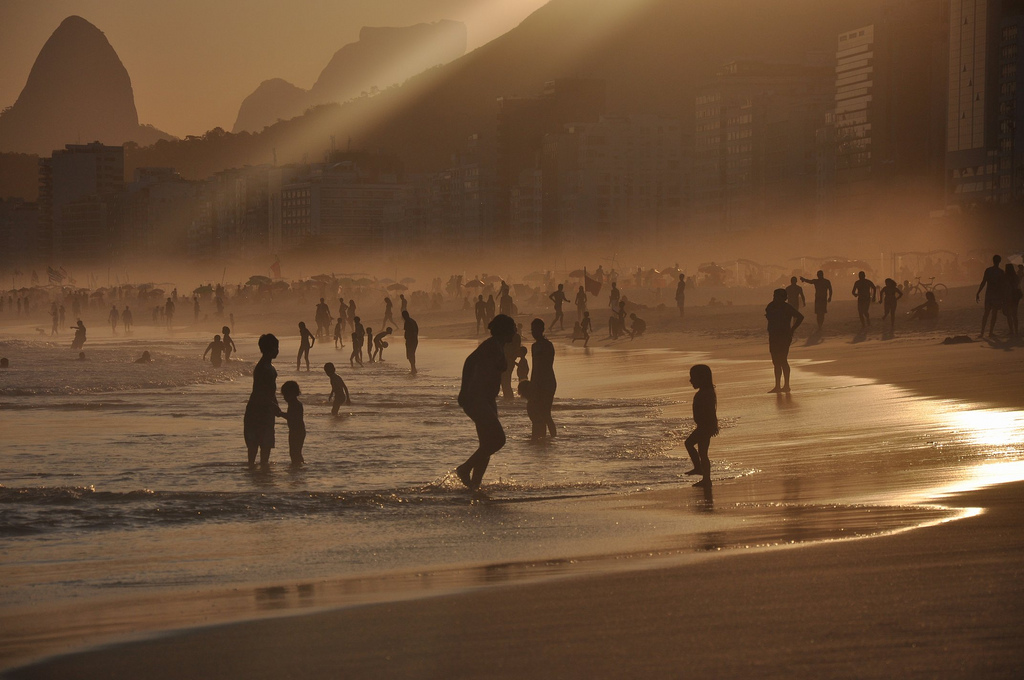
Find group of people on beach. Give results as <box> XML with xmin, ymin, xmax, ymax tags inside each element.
<box><xmin>235</xmin><ymin>252</ymin><xmax>1019</xmax><ymax>491</ymax></box>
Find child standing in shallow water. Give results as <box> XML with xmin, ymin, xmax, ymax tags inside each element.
<box><xmin>684</xmin><ymin>364</ymin><xmax>719</xmax><ymax>487</ymax></box>
<box><xmin>281</xmin><ymin>380</ymin><xmax>305</xmax><ymax>466</ymax></box>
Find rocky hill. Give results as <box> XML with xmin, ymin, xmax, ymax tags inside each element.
<box><xmin>231</xmin><ymin>20</ymin><xmax>467</xmax><ymax>133</ymax></box>
<box><xmin>0</xmin><ymin>15</ymin><xmax>173</xmax><ymax>155</ymax></box>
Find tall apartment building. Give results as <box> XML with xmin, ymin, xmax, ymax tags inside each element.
<box><xmin>495</xmin><ymin>79</ymin><xmax>605</xmax><ymax>243</ymax></box>
<box><xmin>271</xmin><ymin>152</ymin><xmax>407</xmax><ymax>253</ymax></box>
<box><xmin>693</xmin><ymin>60</ymin><xmax>832</xmax><ymax>234</ymax></box>
<box><xmin>827</xmin><ymin>1</ymin><xmax>949</xmax><ymax>223</ymax></box>
<box><xmin>117</xmin><ymin>168</ymin><xmax>208</xmax><ymax>258</ymax></box>
<box><xmin>947</xmin><ymin>0</ymin><xmax>1024</xmax><ymax>206</ymax></box>
<box><xmin>38</xmin><ymin>142</ymin><xmax>125</xmax><ymax>262</ymax></box>
<box><xmin>542</xmin><ymin>115</ymin><xmax>685</xmax><ymax>249</ymax></box>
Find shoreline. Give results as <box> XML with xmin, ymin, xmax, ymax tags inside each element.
<box><xmin>3</xmin><ymin>291</ymin><xmax>1022</xmax><ymax>676</ymax></box>
<box><xmin>6</xmin><ymin>481</ymin><xmax>1021</xmax><ymax>678</ymax></box>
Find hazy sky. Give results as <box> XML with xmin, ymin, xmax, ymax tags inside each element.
<box><xmin>0</xmin><ymin>0</ymin><xmax>549</xmax><ymax>137</ymax></box>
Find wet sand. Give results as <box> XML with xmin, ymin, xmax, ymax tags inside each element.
<box><xmin>4</xmin><ymin>287</ymin><xmax>1023</xmax><ymax>677</ymax></box>
<box><xmin>6</xmin><ymin>480</ymin><xmax>1022</xmax><ymax>679</ymax></box>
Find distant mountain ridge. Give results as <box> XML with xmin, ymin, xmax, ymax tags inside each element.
<box><xmin>0</xmin><ymin>15</ymin><xmax>173</xmax><ymax>155</ymax></box>
<box><xmin>231</xmin><ymin>20</ymin><xmax>467</xmax><ymax>133</ymax></box>
<box><xmin>125</xmin><ymin>0</ymin><xmax>886</xmax><ymax>180</ymax></box>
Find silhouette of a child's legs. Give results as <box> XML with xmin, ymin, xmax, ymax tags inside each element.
<box><xmin>684</xmin><ymin>430</ymin><xmax>711</xmax><ymax>480</ymax></box>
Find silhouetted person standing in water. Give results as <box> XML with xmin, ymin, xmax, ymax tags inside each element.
<box><xmin>402</xmin><ymin>310</ymin><xmax>418</xmax><ymax>374</ymax></box>
<box><xmin>314</xmin><ymin>298</ymin><xmax>332</xmax><ymax>339</ymax></box>
<box><xmin>108</xmin><ymin>305</ymin><xmax>119</xmax><ymax>334</ymax></box>
<box><xmin>222</xmin><ymin>326</ymin><xmax>236</xmax><ymax>362</ymax></box>
<box><xmin>684</xmin><ymin>364</ymin><xmax>719</xmax><ymax>487</ymax></box>
<box><xmin>71</xmin><ymin>319</ymin><xmax>86</xmax><ymax>350</ymax></box>
<box><xmin>455</xmin><ymin>314</ymin><xmax>517</xmax><ymax>491</ymax></box>
<box><xmin>244</xmin><ymin>333</ymin><xmax>284</xmax><ymax>469</ymax></box>
<box><xmin>800</xmin><ymin>271</ymin><xmax>832</xmax><ymax>330</ymax></box>
<box><xmin>766</xmin><ymin>288</ymin><xmax>803</xmax><ymax>393</ymax></box>
<box><xmin>675</xmin><ymin>274</ymin><xmax>686</xmax><ymax>320</ymax></box>
<box><xmin>851</xmin><ymin>271</ymin><xmax>877</xmax><ymax>328</ymax></box>
<box><xmin>203</xmin><ymin>334</ymin><xmax>225</xmax><ymax>367</ymax></box>
<box><xmin>549</xmin><ymin>284</ymin><xmax>569</xmax><ymax>330</ymax></box>
<box><xmin>785</xmin><ymin>277</ymin><xmax>805</xmax><ymax>310</ymax></box>
<box><xmin>574</xmin><ymin>286</ymin><xmax>588</xmax><ymax>322</ymax></box>
<box><xmin>879</xmin><ymin>278</ymin><xmax>902</xmax><ymax>331</ymax></box>
<box><xmin>164</xmin><ymin>297</ymin><xmax>175</xmax><ymax>330</ymax></box>
<box><xmin>324</xmin><ymin>362</ymin><xmax>350</xmax><ymax>415</ymax></box>
<box><xmin>528</xmin><ymin>318</ymin><xmax>557</xmax><ymax>441</ymax></box>
<box><xmin>297</xmin><ymin>321</ymin><xmax>315</xmax><ymax>371</ymax></box>
<box><xmin>281</xmin><ymin>380</ymin><xmax>305</xmax><ymax>466</ymax></box>
<box><xmin>976</xmin><ymin>254</ymin><xmax>1006</xmax><ymax>338</ymax></box>
<box><xmin>122</xmin><ymin>306</ymin><xmax>133</xmax><ymax>334</ymax></box>
<box><xmin>382</xmin><ymin>296</ymin><xmax>395</xmax><ymax>328</ymax></box>
<box><xmin>474</xmin><ymin>295</ymin><xmax>487</xmax><ymax>334</ymax></box>
<box><xmin>350</xmin><ymin>316</ymin><xmax>364</xmax><ymax>367</ymax></box>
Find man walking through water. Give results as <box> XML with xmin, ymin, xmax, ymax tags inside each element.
<box><xmin>851</xmin><ymin>271</ymin><xmax>877</xmax><ymax>328</ymax></box>
<box><xmin>455</xmin><ymin>314</ymin><xmax>516</xmax><ymax>491</ymax></box>
<box><xmin>766</xmin><ymin>288</ymin><xmax>803</xmax><ymax>393</ymax></box>
<box><xmin>800</xmin><ymin>270</ymin><xmax>832</xmax><ymax>331</ymax></box>
<box><xmin>244</xmin><ymin>334</ymin><xmax>284</xmax><ymax>469</ymax></box>
<box><xmin>976</xmin><ymin>254</ymin><xmax>1006</xmax><ymax>338</ymax></box>
<box><xmin>549</xmin><ymin>284</ymin><xmax>569</xmax><ymax>330</ymax></box>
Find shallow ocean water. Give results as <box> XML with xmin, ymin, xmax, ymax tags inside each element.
<box><xmin>1</xmin><ymin>329</ymin><xmax>1023</xmax><ymax>620</ymax></box>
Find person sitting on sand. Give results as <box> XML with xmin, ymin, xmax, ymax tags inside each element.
<box><xmin>324</xmin><ymin>362</ymin><xmax>350</xmax><ymax>416</ymax></box>
<box><xmin>203</xmin><ymin>335</ymin><xmax>225</xmax><ymax>367</ymax></box>
<box><xmin>281</xmin><ymin>380</ymin><xmax>305</xmax><ymax>466</ymax></box>
<box><xmin>134</xmin><ymin>351</ymin><xmax>152</xmax><ymax>364</ymax></box>
<box><xmin>909</xmin><ymin>291</ymin><xmax>939</xmax><ymax>321</ymax></box>
<box><xmin>765</xmin><ymin>288</ymin><xmax>803</xmax><ymax>393</ymax></box>
<box><xmin>0</xmin><ymin>357</ymin><xmax>8</xmax><ymax>368</ymax></box>
<box><xmin>628</xmin><ymin>313</ymin><xmax>647</xmax><ymax>339</ymax></box>
<box><xmin>684</xmin><ymin>363</ymin><xmax>719</xmax><ymax>488</ymax></box>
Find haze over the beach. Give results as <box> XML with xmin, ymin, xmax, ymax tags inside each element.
<box><xmin>0</xmin><ymin>0</ymin><xmax>548</xmax><ymax>137</ymax></box>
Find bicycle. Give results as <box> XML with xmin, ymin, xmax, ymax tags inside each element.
<box><xmin>906</xmin><ymin>276</ymin><xmax>948</xmax><ymax>301</ymax></box>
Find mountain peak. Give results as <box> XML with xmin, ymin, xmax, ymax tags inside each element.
<box><xmin>0</xmin><ymin>15</ymin><xmax>170</xmax><ymax>154</ymax></box>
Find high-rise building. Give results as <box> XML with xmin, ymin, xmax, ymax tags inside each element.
<box><xmin>946</xmin><ymin>0</ymin><xmax>1024</xmax><ymax>206</ymax></box>
<box><xmin>694</xmin><ymin>60</ymin><xmax>832</xmax><ymax>234</ymax></box>
<box><xmin>828</xmin><ymin>2</ymin><xmax>949</xmax><ymax>221</ymax></box>
<box><xmin>38</xmin><ymin>142</ymin><xmax>125</xmax><ymax>262</ymax></box>
<box><xmin>542</xmin><ymin>114</ymin><xmax>684</xmax><ymax>250</ymax></box>
<box><xmin>495</xmin><ymin>79</ymin><xmax>605</xmax><ymax>243</ymax></box>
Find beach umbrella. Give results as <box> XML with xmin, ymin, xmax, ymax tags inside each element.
<box><xmin>378</xmin><ymin>277</ymin><xmax>395</xmax><ymax>285</ymax></box>
<box><xmin>354</xmin><ymin>277</ymin><xmax>375</xmax><ymax>286</ymax></box>
<box><xmin>271</xmin><ymin>280</ymin><xmax>290</xmax><ymax>291</ymax></box>
<box><xmin>386</xmin><ymin>283</ymin><xmax>408</xmax><ymax>291</ymax></box>
<box><xmin>464</xmin><ymin>279</ymin><xmax>485</xmax><ymax>289</ymax></box>
<box><xmin>310</xmin><ymin>274</ymin><xmax>335</xmax><ymax>283</ymax></box>
<box><xmin>193</xmin><ymin>284</ymin><xmax>213</xmax><ymax>295</ymax></box>
<box><xmin>400</xmin><ymin>277</ymin><xmax>416</xmax><ymax>285</ymax></box>
<box><xmin>247</xmin><ymin>275</ymin><xmax>272</xmax><ymax>286</ymax></box>
<box><xmin>698</xmin><ymin>263</ymin><xmax>726</xmax><ymax>274</ymax></box>
<box><xmin>338</xmin><ymin>277</ymin><xmax>356</xmax><ymax>285</ymax></box>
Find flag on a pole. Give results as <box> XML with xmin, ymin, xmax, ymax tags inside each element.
<box><xmin>584</xmin><ymin>267</ymin><xmax>602</xmax><ymax>296</ymax></box>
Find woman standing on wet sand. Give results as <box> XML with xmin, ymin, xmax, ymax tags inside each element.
<box><xmin>244</xmin><ymin>334</ymin><xmax>284</xmax><ymax>469</ymax></box>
